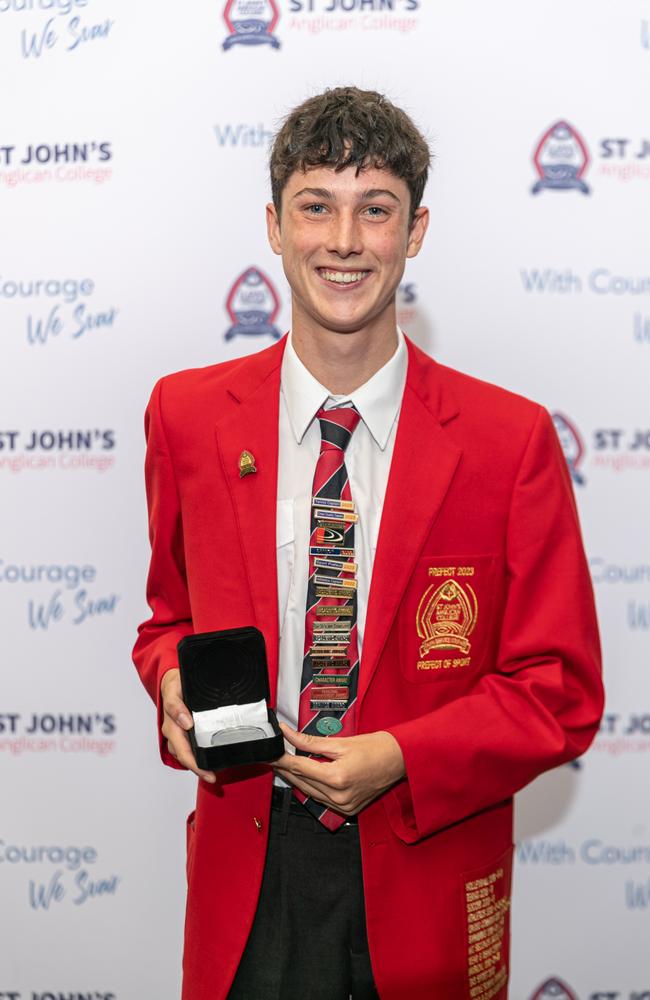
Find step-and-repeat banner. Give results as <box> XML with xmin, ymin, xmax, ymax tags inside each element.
<box><xmin>2</xmin><ymin>2</ymin><xmax>649</xmax><ymax>998</ymax></box>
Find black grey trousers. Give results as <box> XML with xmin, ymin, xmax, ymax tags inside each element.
<box><xmin>228</xmin><ymin>787</ymin><xmax>379</xmax><ymax>1000</ymax></box>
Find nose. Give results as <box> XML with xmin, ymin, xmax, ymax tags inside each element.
<box><xmin>326</xmin><ymin>210</ymin><xmax>363</xmax><ymax>258</ymax></box>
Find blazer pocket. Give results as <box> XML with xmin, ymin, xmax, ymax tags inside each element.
<box><xmin>398</xmin><ymin>554</ymin><xmax>496</xmax><ymax>683</ymax></box>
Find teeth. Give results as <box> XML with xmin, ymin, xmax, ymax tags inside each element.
<box><xmin>320</xmin><ymin>270</ymin><xmax>368</xmax><ymax>284</ymax></box>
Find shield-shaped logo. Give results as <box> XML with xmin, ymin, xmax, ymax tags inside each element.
<box><xmin>224</xmin><ymin>266</ymin><xmax>282</xmax><ymax>341</ymax></box>
<box><xmin>531</xmin><ymin>120</ymin><xmax>590</xmax><ymax>194</ymax></box>
<box><xmin>416</xmin><ymin>578</ymin><xmax>478</xmax><ymax>657</ymax></box>
<box><xmin>552</xmin><ymin>412</ymin><xmax>586</xmax><ymax>486</ymax></box>
<box><xmin>223</xmin><ymin>0</ymin><xmax>281</xmax><ymax>50</ymax></box>
<box><xmin>529</xmin><ymin>977</ymin><xmax>580</xmax><ymax>1000</ymax></box>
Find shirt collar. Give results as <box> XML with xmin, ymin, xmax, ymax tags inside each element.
<box><xmin>281</xmin><ymin>328</ymin><xmax>407</xmax><ymax>451</ymax></box>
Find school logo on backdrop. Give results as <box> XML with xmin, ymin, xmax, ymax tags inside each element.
<box><xmin>224</xmin><ymin>267</ymin><xmax>281</xmax><ymax>341</ymax></box>
<box><xmin>552</xmin><ymin>412</ymin><xmax>586</xmax><ymax>485</ymax></box>
<box><xmin>0</xmin><ymin>711</ymin><xmax>117</xmax><ymax>756</ymax></box>
<box><xmin>286</xmin><ymin>0</ymin><xmax>420</xmax><ymax>34</ymax></box>
<box><xmin>0</xmin><ymin>429</ymin><xmax>116</xmax><ymax>474</ymax></box>
<box><xmin>0</xmin><ymin>141</ymin><xmax>113</xmax><ymax>189</ymax></box>
<box><xmin>529</xmin><ymin>978</ymin><xmax>579</xmax><ymax>1000</ymax></box>
<box><xmin>222</xmin><ymin>0</ymin><xmax>281</xmax><ymax>49</ymax></box>
<box><xmin>531</xmin><ymin>121</ymin><xmax>591</xmax><ymax>195</ymax></box>
<box><xmin>529</xmin><ymin>122</ymin><xmax>650</xmax><ymax>187</ymax></box>
<box><xmin>552</xmin><ymin>414</ymin><xmax>650</xmax><ymax>477</ymax></box>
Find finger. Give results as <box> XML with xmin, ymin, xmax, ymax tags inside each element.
<box><xmin>273</xmin><ymin>770</ymin><xmax>332</xmax><ymax>803</ymax></box>
<box><xmin>272</xmin><ymin>751</ymin><xmax>298</xmax><ymax>770</ymax></box>
<box><xmin>280</xmin><ymin>724</ymin><xmax>342</xmax><ymax>758</ymax></box>
<box><xmin>273</xmin><ymin>755</ymin><xmax>342</xmax><ymax>792</ymax></box>
<box><xmin>165</xmin><ymin>725</ymin><xmax>216</xmax><ymax>784</ymax></box>
<box><xmin>274</xmin><ymin>770</ymin><xmax>357</xmax><ymax>814</ymax></box>
<box><xmin>274</xmin><ymin>769</ymin><xmax>333</xmax><ymax>805</ymax></box>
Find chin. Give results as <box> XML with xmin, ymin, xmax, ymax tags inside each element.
<box><xmin>315</xmin><ymin>314</ymin><xmax>374</xmax><ymax>334</ymax></box>
<box><xmin>314</xmin><ymin>302</ymin><xmax>379</xmax><ymax>330</ymax></box>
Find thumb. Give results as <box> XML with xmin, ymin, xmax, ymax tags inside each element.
<box><xmin>280</xmin><ymin>723</ymin><xmax>340</xmax><ymax>758</ymax></box>
<box><xmin>161</xmin><ymin>669</ymin><xmax>193</xmax><ymax>730</ymax></box>
<box><xmin>173</xmin><ymin>702</ymin><xmax>193</xmax><ymax>731</ymax></box>
<box><xmin>163</xmin><ymin>691</ymin><xmax>193</xmax><ymax>731</ymax></box>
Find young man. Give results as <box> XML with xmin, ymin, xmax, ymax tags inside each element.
<box><xmin>133</xmin><ymin>88</ymin><xmax>603</xmax><ymax>999</ymax></box>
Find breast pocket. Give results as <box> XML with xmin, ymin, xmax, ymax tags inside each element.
<box><xmin>276</xmin><ymin>498</ymin><xmax>295</xmax><ymax>634</ymax></box>
<box><xmin>398</xmin><ymin>554</ymin><xmax>497</xmax><ymax>684</ymax></box>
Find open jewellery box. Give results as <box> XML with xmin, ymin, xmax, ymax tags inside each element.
<box><xmin>178</xmin><ymin>626</ymin><xmax>284</xmax><ymax>771</ymax></box>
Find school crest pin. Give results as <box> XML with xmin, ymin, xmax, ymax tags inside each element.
<box><xmin>238</xmin><ymin>450</ymin><xmax>257</xmax><ymax>478</ymax></box>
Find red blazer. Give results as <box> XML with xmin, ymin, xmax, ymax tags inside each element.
<box><xmin>133</xmin><ymin>335</ymin><xmax>603</xmax><ymax>1000</ymax></box>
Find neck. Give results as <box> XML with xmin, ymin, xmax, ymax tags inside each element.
<box><xmin>291</xmin><ymin>312</ymin><xmax>398</xmax><ymax>395</ymax></box>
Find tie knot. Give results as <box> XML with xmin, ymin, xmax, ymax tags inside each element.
<box><xmin>316</xmin><ymin>405</ymin><xmax>361</xmax><ymax>453</ymax></box>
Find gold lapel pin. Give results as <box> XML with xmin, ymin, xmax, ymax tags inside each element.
<box><xmin>238</xmin><ymin>450</ymin><xmax>257</xmax><ymax>478</ymax></box>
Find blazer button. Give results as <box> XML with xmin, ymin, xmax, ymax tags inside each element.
<box><xmin>253</xmin><ymin>816</ymin><xmax>263</xmax><ymax>832</ymax></box>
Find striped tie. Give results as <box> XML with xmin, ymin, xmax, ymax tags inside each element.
<box><xmin>295</xmin><ymin>404</ymin><xmax>361</xmax><ymax>831</ymax></box>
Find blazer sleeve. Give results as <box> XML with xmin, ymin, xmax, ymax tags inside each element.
<box><xmin>384</xmin><ymin>406</ymin><xmax>604</xmax><ymax>843</ymax></box>
<box><xmin>132</xmin><ymin>378</ymin><xmax>194</xmax><ymax>769</ymax></box>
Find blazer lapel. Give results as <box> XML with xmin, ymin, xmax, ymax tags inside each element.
<box><xmin>214</xmin><ymin>340</ymin><xmax>286</xmax><ymax>702</ymax></box>
<box><xmin>358</xmin><ymin>341</ymin><xmax>462</xmax><ymax>708</ymax></box>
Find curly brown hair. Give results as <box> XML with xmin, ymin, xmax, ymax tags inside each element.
<box><xmin>270</xmin><ymin>87</ymin><xmax>430</xmax><ymax>222</ymax></box>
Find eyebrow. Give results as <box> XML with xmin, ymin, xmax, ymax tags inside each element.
<box><xmin>362</xmin><ymin>188</ymin><xmax>401</xmax><ymax>203</ymax></box>
<box><xmin>292</xmin><ymin>187</ymin><xmax>401</xmax><ymax>204</ymax></box>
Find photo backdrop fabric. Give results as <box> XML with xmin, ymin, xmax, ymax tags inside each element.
<box><xmin>1</xmin><ymin>2</ymin><xmax>649</xmax><ymax>997</ymax></box>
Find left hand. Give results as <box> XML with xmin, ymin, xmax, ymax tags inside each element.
<box><xmin>272</xmin><ymin>724</ymin><xmax>406</xmax><ymax>816</ymax></box>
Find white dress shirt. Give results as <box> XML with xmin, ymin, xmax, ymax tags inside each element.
<box><xmin>276</xmin><ymin>329</ymin><xmax>407</xmax><ymax>733</ymax></box>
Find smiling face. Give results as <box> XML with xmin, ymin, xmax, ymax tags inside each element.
<box><xmin>266</xmin><ymin>164</ymin><xmax>428</xmax><ymax>347</ymax></box>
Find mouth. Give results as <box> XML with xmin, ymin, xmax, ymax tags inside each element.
<box><xmin>316</xmin><ymin>267</ymin><xmax>371</xmax><ymax>287</ymax></box>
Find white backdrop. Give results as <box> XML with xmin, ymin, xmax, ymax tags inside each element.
<box><xmin>2</xmin><ymin>2</ymin><xmax>649</xmax><ymax>998</ymax></box>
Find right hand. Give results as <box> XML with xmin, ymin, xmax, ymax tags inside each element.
<box><xmin>160</xmin><ymin>669</ymin><xmax>216</xmax><ymax>783</ymax></box>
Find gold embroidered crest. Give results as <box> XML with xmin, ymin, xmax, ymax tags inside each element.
<box><xmin>416</xmin><ymin>577</ymin><xmax>478</xmax><ymax>658</ymax></box>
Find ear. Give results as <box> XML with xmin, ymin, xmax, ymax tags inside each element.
<box><xmin>266</xmin><ymin>202</ymin><xmax>282</xmax><ymax>255</ymax></box>
<box><xmin>406</xmin><ymin>206</ymin><xmax>429</xmax><ymax>259</ymax></box>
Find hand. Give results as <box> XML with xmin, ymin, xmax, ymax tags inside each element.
<box><xmin>272</xmin><ymin>724</ymin><xmax>406</xmax><ymax>816</ymax></box>
<box><xmin>160</xmin><ymin>669</ymin><xmax>216</xmax><ymax>783</ymax></box>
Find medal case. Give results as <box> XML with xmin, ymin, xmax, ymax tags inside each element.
<box><xmin>178</xmin><ymin>626</ymin><xmax>284</xmax><ymax>771</ymax></box>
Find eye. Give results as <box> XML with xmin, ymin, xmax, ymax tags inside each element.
<box><xmin>305</xmin><ymin>203</ymin><xmax>328</xmax><ymax>215</ymax></box>
<box><xmin>364</xmin><ymin>206</ymin><xmax>389</xmax><ymax>218</ymax></box>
